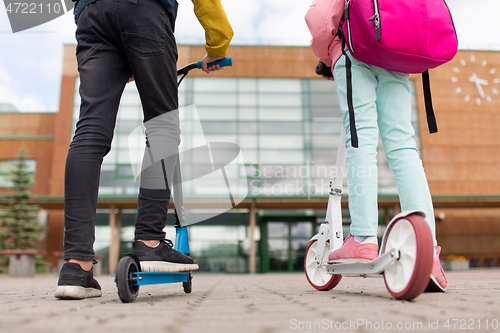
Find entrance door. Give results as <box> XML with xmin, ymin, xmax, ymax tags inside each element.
<box><xmin>261</xmin><ymin>218</ymin><xmax>315</xmax><ymax>272</ymax></box>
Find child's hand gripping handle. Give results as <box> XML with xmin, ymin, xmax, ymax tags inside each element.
<box><xmin>197</xmin><ymin>57</ymin><xmax>233</xmax><ymax>69</ymax></box>
<box><xmin>316</xmin><ymin>62</ymin><xmax>333</xmax><ymax>77</ymax></box>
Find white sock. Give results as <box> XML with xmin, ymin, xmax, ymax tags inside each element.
<box><xmin>353</xmin><ymin>236</ymin><xmax>368</xmax><ymax>243</ymax></box>
<box><xmin>353</xmin><ymin>236</ymin><xmax>378</xmax><ymax>244</ymax></box>
<box><xmin>152</xmin><ymin>242</ymin><xmax>160</xmax><ymax>248</ymax></box>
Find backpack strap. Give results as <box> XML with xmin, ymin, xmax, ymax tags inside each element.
<box><xmin>338</xmin><ymin>29</ymin><xmax>438</xmax><ymax>148</ymax></box>
<box><xmin>339</xmin><ymin>27</ymin><xmax>359</xmax><ymax>148</ymax></box>
<box><xmin>422</xmin><ymin>70</ymin><xmax>438</xmax><ymax>134</ymax></box>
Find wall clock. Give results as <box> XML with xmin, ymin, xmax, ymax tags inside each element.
<box><xmin>450</xmin><ymin>55</ymin><xmax>499</xmax><ymax>105</ymax></box>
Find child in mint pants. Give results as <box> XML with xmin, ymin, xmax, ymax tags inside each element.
<box><xmin>334</xmin><ymin>52</ymin><xmax>436</xmax><ymax>240</ymax></box>
<box><xmin>305</xmin><ymin>0</ymin><xmax>447</xmax><ymax>291</ymax></box>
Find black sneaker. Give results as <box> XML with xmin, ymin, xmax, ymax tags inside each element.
<box><xmin>133</xmin><ymin>240</ymin><xmax>199</xmax><ymax>272</ymax></box>
<box><xmin>54</xmin><ymin>263</ymin><xmax>102</xmax><ymax>300</ymax></box>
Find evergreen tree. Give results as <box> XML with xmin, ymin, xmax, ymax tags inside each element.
<box><xmin>0</xmin><ymin>146</ymin><xmax>45</xmax><ymax>250</ymax></box>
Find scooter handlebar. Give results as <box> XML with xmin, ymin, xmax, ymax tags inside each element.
<box><xmin>316</xmin><ymin>62</ymin><xmax>333</xmax><ymax>77</ymax></box>
<box><xmin>197</xmin><ymin>57</ymin><xmax>233</xmax><ymax>69</ymax></box>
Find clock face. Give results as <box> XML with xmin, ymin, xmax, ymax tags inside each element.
<box><xmin>450</xmin><ymin>54</ymin><xmax>500</xmax><ymax>106</ymax></box>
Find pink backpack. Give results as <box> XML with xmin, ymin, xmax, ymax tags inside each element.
<box><xmin>342</xmin><ymin>0</ymin><xmax>457</xmax><ymax>73</ymax></box>
<box><xmin>340</xmin><ymin>0</ymin><xmax>458</xmax><ymax>147</ymax></box>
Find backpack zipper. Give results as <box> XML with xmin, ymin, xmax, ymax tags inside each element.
<box><xmin>368</xmin><ymin>0</ymin><xmax>381</xmax><ymax>40</ymax></box>
<box><xmin>345</xmin><ymin>0</ymin><xmax>355</xmax><ymax>52</ymax></box>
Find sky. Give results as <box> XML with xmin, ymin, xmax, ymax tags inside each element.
<box><xmin>0</xmin><ymin>0</ymin><xmax>499</xmax><ymax>112</ymax></box>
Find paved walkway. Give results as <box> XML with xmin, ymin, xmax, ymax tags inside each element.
<box><xmin>0</xmin><ymin>270</ymin><xmax>499</xmax><ymax>333</ymax></box>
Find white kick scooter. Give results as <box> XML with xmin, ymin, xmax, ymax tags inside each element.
<box><xmin>304</xmin><ymin>127</ymin><xmax>434</xmax><ymax>301</ymax></box>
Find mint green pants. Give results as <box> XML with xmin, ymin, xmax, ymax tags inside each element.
<box><xmin>333</xmin><ymin>52</ymin><xmax>436</xmax><ymax>245</ymax></box>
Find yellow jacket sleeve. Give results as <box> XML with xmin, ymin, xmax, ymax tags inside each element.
<box><xmin>192</xmin><ymin>0</ymin><xmax>234</xmax><ymax>58</ymax></box>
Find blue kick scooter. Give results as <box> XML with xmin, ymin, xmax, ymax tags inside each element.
<box><xmin>115</xmin><ymin>57</ymin><xmax>233</xmax><ymax>303</ymax></box>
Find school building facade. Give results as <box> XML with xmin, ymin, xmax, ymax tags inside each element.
<box><xmin>1</xmin><ymin>45</ymin><xmax>499</xmax><ymax>273</ymax></box>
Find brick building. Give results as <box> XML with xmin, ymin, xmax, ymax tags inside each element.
<box><xmin>1</xmin><ymin>45</ymin><xmax>499</xmax><ymax>272</ymax></box>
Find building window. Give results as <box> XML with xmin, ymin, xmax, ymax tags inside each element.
<box><xmin>72</xmin><ymin>76</ymin><xmax>420</xmax><ymax>198</ymax></box>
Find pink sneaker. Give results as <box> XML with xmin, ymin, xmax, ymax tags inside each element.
<box><xmin>425</xmin><ymin>246</ymin><xmax>448</xmax><ymax>292</ymax></box>
<box><xmin>328</xmin><ymin>234</ymin><xmax>378</xmax><ymax>263</ymax></box>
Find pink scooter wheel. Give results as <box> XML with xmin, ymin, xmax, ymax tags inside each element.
<box><xmin>382</xmin><ymin>214</ymin><xmax>433</xmax><ymax>300</ymax></box>
<box><xmin>304</xmin><ymin>239</ymin><xmax>342</xmax><ymax>291</ymax></box>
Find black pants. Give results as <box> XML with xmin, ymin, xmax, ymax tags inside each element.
<box><xmin>64</xmin><ymin>0</ymin><xmax>178</xmax><ymax>261</ymax></box>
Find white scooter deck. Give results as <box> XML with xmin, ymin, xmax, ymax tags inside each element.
<box><xmin>325</xmin><ymin>247</ymin><xmax>400</xmax><ymax>275</ymax></box>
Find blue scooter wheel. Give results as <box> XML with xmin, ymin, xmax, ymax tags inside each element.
<box><xmin>116</xmin><ymin>256</ymin><xmax>140</xmax><ymax>303</ymax></box>
<box><xmin>183</xmin><ymin>272</ymin><xmax>193</xmax><ymax>293</ymax></box>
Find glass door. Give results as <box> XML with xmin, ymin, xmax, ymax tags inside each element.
<box><xmin>261</xmin><ymin>218</ymin><xmax>314</xmax><ymax>272</ymax></box>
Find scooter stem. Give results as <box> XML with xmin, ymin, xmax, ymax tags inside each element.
<box><xmin>326</xmin><ymin>127</ymin><xmax>347</xmax><ymax>252</ymax></box>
